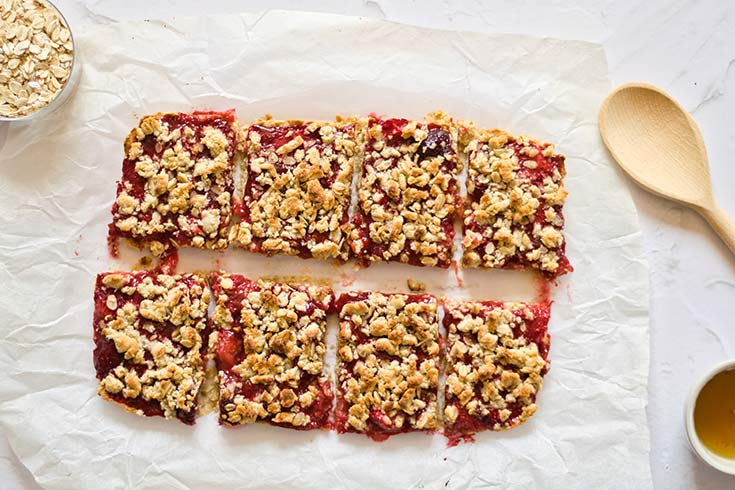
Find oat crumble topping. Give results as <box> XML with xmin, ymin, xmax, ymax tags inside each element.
<box><xmin>349</xmin><ymin>112</ymin><xmax>461</xmax><ymax>268</ymax></box>
<box><xmin>460</xmin><ymin>125</ymin><xmax>571</xmax><ymax>275</ymax></box>
<box><xmin>335</xmin><ymin>291</ymin><xmax>441</xmax><ymax>439</ymax></box>
<box><xmin>406</xmin><ymin>278</ymin><xmax>425</xmax><ymax>292</ymax></box>
<box><xmin>443</xmin><ymin>300</ymin><xmax>550</xmax><ymax>440</ymax></box>
<box><xmin>229</xmin><ymin>116</ymin><xmax>363</xmax><ymax>260</ymax></box>
<box><xmin>110</xmin><ymin>111</ymin><xmax>236</xmax><ymax>257</ymax></box>
<box><xmin>93</xmin><ymin>271</ymin><xmax>210</xmax><ymax>424</ymax></box>
<box><xmin>210</xmin><ymin>272</ymin><xmax>333</xmax><ymax>429</ymax></box>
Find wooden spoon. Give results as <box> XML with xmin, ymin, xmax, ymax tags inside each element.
<box><xmin>599</xmin><ymin>82</ymin><xmax>735</xmax><ymax>255</ymax></box>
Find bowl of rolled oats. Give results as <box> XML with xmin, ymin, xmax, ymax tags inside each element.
<box><xmin>0</xmin><ymin>0</ymin><xmax>79</xmax><ymax>121</ymax></box>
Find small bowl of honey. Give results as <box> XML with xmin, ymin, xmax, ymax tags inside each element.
<box><xmin>685</xmin><ymin>360</ymin><xmax>735</xmax><ymax>475</ymax></box>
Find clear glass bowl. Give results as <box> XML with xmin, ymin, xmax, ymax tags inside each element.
<box><xmin>0</xmin><ymin>0</ymin><xmax>81</xmax><ymax>123</ymax></box>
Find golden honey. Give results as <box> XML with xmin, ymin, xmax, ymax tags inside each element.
<box><xmin>694</xmin><ymin>369</ymin><xmax>735</xmax><ymax>459</ymax></box>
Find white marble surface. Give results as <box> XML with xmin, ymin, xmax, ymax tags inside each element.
<box><xmin>1</xmin><ymin>1</ymin><xmax>733</xmax><ymax>488</ymax></box>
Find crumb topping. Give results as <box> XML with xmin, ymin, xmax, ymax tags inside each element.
<box><xmin>230</xmin><ymin>116</ymin><xmax>363</xmax><ymax>260</ymax></box>
<box><xmin>443</xmin><ymin>300</ymin><xmax>550</xmax><ymax>434</ymax></box>
<box><xmin>460</xmin><ymin>126</ymin><xmax>570</xmax><ymax>274</ymax></box>
<box><xmin>406</xmin><ymin>278</ymin><xmax>425</xmax><ymax>292</ymax></box>
<box><xmin>93</xmin><ymin>271</ymin><xmax>210</xmax><ymax>424</ymax></box>
<box><xmin>210</xmin><ymin>272</ymin><xmax>333</xmax><ymax>429</ymax></box>
<box><xmin>336</xmin><ymin>292</ymin><xmax>441</xmax><ymax>437</ymax></box>
<box><xmin>350</xmin><ymin>111</ymin><xmax>461</xmax><ymax>267</ymax></box>
<box><xmin>111</xmin><ymin>111</ymin><xmax>236</xmax><ymax>256</ymax></box>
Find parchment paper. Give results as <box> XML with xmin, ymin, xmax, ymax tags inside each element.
<box><xmin>0</xmin><ymin>11</ymin><xmax>652</xmax><ymax>489</ymax></box>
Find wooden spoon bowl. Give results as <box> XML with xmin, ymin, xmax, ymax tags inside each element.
<box><xmin>599</xmin><ymin>83</ymin><xmax>735</xmax><ymax>255</ymax></box>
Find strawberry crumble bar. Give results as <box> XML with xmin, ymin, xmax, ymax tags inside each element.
<box><xmin>349</xmin><ymin>112</ymin><xmax>461</xmax><ymax>267</ymax></box>
<box><xmin>110</xmin><ymin>111</ymin><xmax>237</xmax><ymax>258</ymax></box>
<box><xmin>335</xmin><ymin>291</ymin><xmax>441</xmax><ymax>440</ymax></box>
<box><xmin>210</xmin><ymin>272</ymin><xmax>333</xmax><ymax>429</ymax></box>
<box><xmin>461</xmin><ymin>127</ymin><xmax>571</xmax><ymax>275</ymax></box>
<box><xmin>443</xmin><ymin>300</ymin><xmax>551</xmax><ymax>444</ymax></box>
<box><xmin>92</xmin><ymin>271</ymin><xmax>210</xmax><ymax>424</ymax></box>
<box><xmin>229</xmin><ymin>116</ymin><xmax>363</xmax><ymax>260</ymax></box>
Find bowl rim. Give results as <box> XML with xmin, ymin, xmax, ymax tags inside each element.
<box><xmin>684</xmin><ymin>358</ymin><xmax>735</xmax><ymax>475</ymax></box>
<box><xmin>0</xmin><ymin>0</ymin><xmax>78</xmax><ymax>122</ymax></box>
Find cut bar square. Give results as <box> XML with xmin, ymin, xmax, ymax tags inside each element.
<box><xmin>349</xmin><ymin>112</ymin><xmax>461</xmax><ymax>267</ymax></box>
<box><xmin>92</xmin><ymin>271</ymin><xmax>210</xmax><ymax>425</ymax></box>
<box><xmin>229</xmin><ymin>117</ymin><xmax>362</xmax><ymax>260</ymax></box>
<box><xmin>443</xmin><ymin>300</ymin><xmax>551</xmax><ymax>444</ymax></box>
<box><xmin>335</xmin><ymin>291</ymin><xmax>441</xmax><ymax>440</ymax></box>
<box><xmin>210</xmin><ymin>272</ymin><xmax>333</xmax><ymax>429</ymax></box>
<box><xmin>110</xmin><ymin>111</ymin><xmax>237</xmax><ymax>257</ymax></box>
<box><xmin>461</xmin><ymin>127</ymin><xmax>571</xmax><ymax>275</ymax></box>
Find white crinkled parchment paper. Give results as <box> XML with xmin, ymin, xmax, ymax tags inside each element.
<box><xmin>0</xmin><ymin>11</ymin><xmax>651</xmax><ymax>490</ymax></box>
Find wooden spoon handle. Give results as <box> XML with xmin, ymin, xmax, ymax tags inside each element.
<box><xmin>699</xmin><ymin>203</ymin><xmax>735</xmax><ymax>256</ymax></box>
